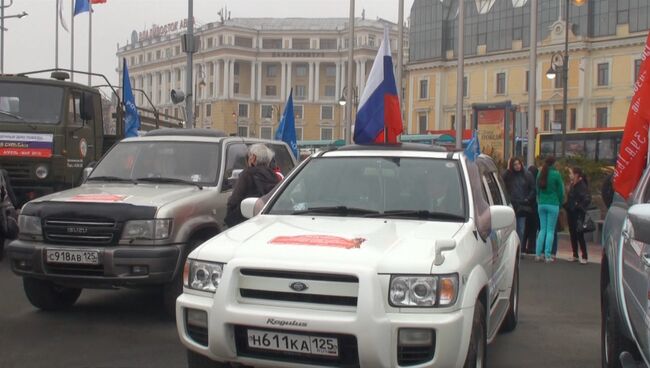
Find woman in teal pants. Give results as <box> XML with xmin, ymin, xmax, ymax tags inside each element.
<box><xmin>536</xmin><ymin>156</ymin><xmax>564</xmax><ymax>262</ymax></box>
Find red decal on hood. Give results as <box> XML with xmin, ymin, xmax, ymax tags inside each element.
<box><xmin>269</xmin><ymin>235</ymin><xmax>366</xmax><ymax>249</ymax></box>
<box><xmin>68</xmin><ymin>194</ymin><xmax>128</xmax><ymax>203</ymax></box>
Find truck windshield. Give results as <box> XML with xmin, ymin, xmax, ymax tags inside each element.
<box><xmin>88</xmin><ymin>141</ymin><xmax>220</xmax><ymax>186</ymax></box>
<box><xmin>268</xmin><ymin>156</ymin><xmax>467</xmax><ymax>220</ymax></box>
<box><xmin>0</xmin><ymin>83</ymin><xmax>63</xmax><ymax>124</ymax></box>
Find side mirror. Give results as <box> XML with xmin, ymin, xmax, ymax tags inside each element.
<box><xmin>81</xmin><ymin>162</ymin><xmax>97</xmax><ymax>183</ymax></box>
<box><xmin>490</xmin><ymin>205</ymin><xmax>515</xmax><ymax>230</ymax></box>
<box><xmin>241</xmin><ymin>197</ymin><xmax>260</xmax><ymax>219</ymax></box>
<box><xmin>80</xmin><ymin>93</ymin><xmax>95</xmax><ymax>122</ymax></box>
<box><xmin>627</xmin><ymin>204</ymin><xmax>650</xmax><ymax>244</ymax></box>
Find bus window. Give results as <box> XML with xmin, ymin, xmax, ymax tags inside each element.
<box><xmin>598</xmin><ymin>138</ymin><xmax>616</xmax><ymax>161</ymax></box>
<box><xmin>585</xmin><ymin>139</ymin><xmax>597</xmax><ymax>160</ymax></box>
<box><xmin>566</xmin><ymin>139</ymin><xmax>585</xmax><ymax>157</ymax></box>
<box><xmin>540</xmin><ymin>140</ymin><xmax>554</xmax><ymax>157</ymax></box>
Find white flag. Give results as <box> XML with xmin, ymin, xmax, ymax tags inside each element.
<box><xmin>58</xmin><ymin>0</ymin><xmax>69</xmax><ymax>32</ymax></box>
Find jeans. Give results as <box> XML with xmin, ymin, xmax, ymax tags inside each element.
<box><xmin>537</xmin><ymin>204</ymin><xmax>560</xmax><ymax>259</ymax></box>
<box><xmin>567</xmin><ymin>209</ymin><xmax>588</xmax><ymax>260</ymax></box>
<box><xmin>516</xmin><ymin>216</ymin><xmax>526</xmax><ymax>246</ymax></box>
<box><xmin>523</xmin><ymin>211</ymin><xmax>539</xmax><ymax>254</ymax></box>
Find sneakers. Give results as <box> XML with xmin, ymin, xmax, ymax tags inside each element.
<box><xmin>568</xmin><ymin>256</ymin><xmax>579</xmax><ymax>262</ymax></box>
<box><xmin>580</xmin><ymin>258</ymin><xmax>588</xmax><ymax>265</ymax></box>
<box><xmin>534</xmin><ymin>256</ymin><xmax>542</xmax><ymax>262</ymax></box>
<box><xmin>545</xmin><ymin>257</ymin><xmax>555</xmax><ymax>263</ymax></box>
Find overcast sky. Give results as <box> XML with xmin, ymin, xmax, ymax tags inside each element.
<box><xmin>3</xmin><ymin>0</ymin><xmax>414</xmax><ymax>86</ymax></box>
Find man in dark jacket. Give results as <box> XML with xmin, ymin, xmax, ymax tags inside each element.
<box><xmin>502</xmin><ymin>157</ymin><xmax>536</xmax><ymax>246</ymax></box>
<box><xmin>224</xmin><ymin>144</ymin><xmax>280</xmax><ymax>227</ymax></box>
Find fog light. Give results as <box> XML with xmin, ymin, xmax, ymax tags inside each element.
<box><xmin>15</xmin><ymin>259</ymin><xmax>32</xmax><ymax>270</ymax></box>
<box><xmin>35</xmin><ymin>165</ymin><xmax>49</xmax><ymax>179</ymax></box>
<box><xmin>186</xmin><ymin>308</ymin><xmax>208</xmax><ymax>328</ymax></box>
<box><xmin>398</xmin><ymin>328</ymin><xmax>433</xmax><ymax>347</ymax></box>
<box><xmin>131</xmin><ymin>265</ymin><xmax>148</xmax><ymax>275</ymax></box>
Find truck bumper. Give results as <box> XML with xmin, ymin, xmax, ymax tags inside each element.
<box><xmin>7</xmin><ymin>239</ymin><xmax>183</xmax><ymax>288</ymax></box>
<box><xmin>176</xmin><ymin>292</ymin><xmax>474</xmax><ymax>368</ymax></box>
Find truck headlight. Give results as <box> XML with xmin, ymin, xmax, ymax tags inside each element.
<box><xmin>18</xmin><ymin>215</ymin><xmax>42</xmax><ymax>235</ymax></box>
<box><xmin>389</xmin><ymin>274</ymin><xmax>458</xmax><ymax>307</ymax></box>
<box><xmin>35</xmin><ymin>165</ymin><xmax>49</xmax><ymax>179</ymax></box>
<box><xmin>183</xmin><ymin>260</ymin><xmax>225</xmax><ymax>293</ymax></box>
<box><xmin>121</xmin><ymin>219</ymin><xmax>172</xmax><ymax>240</ymax></box>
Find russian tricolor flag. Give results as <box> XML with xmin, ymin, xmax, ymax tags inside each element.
<box><xmin>354</xmin><ymin>28</ymin><xmax>403</xmax><ymax>144</ymax></box>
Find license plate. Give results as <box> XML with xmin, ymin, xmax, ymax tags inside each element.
<box><xmin>46</xmin><ymin>249</ymin><xmax>100</xmax><ymax>265</ymax></box>
<box><xmin>246</xmin><ymin>329</ymin><xmax>339</xmax><ymax>357</ymax></box>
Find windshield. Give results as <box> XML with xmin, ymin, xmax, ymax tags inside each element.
<box><xmin>0</xmin><ymin>83</ymin><xmax>64</xmax><ymax>124</ymax></box>
<box><xmin>88</xmin><ymin>141</ymin><xmax>220</xmax><ymax>185</ymax></box>
<box><xmin>267</xmin><ymin>156</ymin><xmax>466</xmax><ymax>220</ymax></box>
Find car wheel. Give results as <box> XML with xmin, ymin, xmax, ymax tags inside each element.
<box><xmin>23</xmin><ymin>277</ymin><xmax>82</xmax><ymax>311</ymax></box>
<box><xmin>500</xmin><ymin>261</ymin><xmax>519</xmax><ymax>333</ymax></box>
<box><xmin>601</xmin><ymin>285</ymin><xmax>636</xmax><ymax>368</ymax></box>
<box><xmin>187</xmin><ymin>349</ymin><xmax>230</xmax><ymax>368</ymax></box>
<box><xmin>163</xmin><ymin>237</ymin><xmax>209</xmax><ymax>318</ymax></box>
<box><xmin>464</xmin><ymin>300</ymin><xmax>487</xmax><ymax>368</ymax></box>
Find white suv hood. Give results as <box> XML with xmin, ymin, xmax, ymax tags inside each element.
<box><xmin>196</xmin><ymin>215</ymin><xmax>465</xmax><ymax>274</ymax></box>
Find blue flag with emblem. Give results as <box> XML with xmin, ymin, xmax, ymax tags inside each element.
<box><xmin>275</xmin><ymin>89</ymin><xmax>298</xmax><ymax>159</ymax></box>
<box><xmin>464</xmin><ymin>130</ymin><xmax>480</xmax><ymax>161</ymax></box>
<box><xmin>122</xmin><ymin>58</ymin><xmax>140</xmax><ymax>138</ymax></box>
<box><xmin>74</xmin><ymin>0</ymin><xmax>90</xmax><ymax>16</ymax></box>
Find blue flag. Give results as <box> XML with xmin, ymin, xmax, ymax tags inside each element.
<box><xmin>74</xmin><ymin>0</ymin><xmax>90</xmax><ymax>16</ymax></box>
<box><xmin>122</xmin><ymin>58</ymin><xmax>140</xmax><ymax>138</ymax></box>
<box><xmin>464</xmin><ymin>130</ymin><xmax>481</xmax><ymax>161</ymax></box>
<box><xmin>275</xmin><ymin>90</ymin><xmax>298</xmax><ymax>159</ymax></box>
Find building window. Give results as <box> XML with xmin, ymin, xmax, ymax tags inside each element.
<box><xmin>321</xmin><ymin>106</ymin><xmax>333</xmax><ymax>120</ymax></box>
<box><xmin>418</xmin><ymin>112</ymin><xmax>428</xmax><ymax>134</ymax></box>
<box><xmin>265</xmin><ymin>85</ymin><xmax>277</xmax><ymax>96</ymax></box>
<box><xmin>419</xmin><ymin>79</ymin><xmax>428</xmax><ymax>99</ymax></box>
<box><xmin>294</xmin><ymin>105</ymin><xmax>303</xmax><ymax>119</ymax></box>
<box><xmin>260</xmin><ymin>126</ymin><xmax>273</xmax><ymax>139</ymax></box>
<box><xmin>238</xmin><ymin>126</ymin><xmax>249</xmax><ymax>137</ymax></box>
<box><xmin>525</xmin><ymin>70</ymin><xmax>529</xmax><ymax>92</ymax></box>
<box><xmin>147</xmin><ymin>52</ymin><xmax>152</xmax><ymax>62</ymax></box>
<box><xmin>156</xmin><ymin>50</ymin><xmax>161</xmax><ymax>60</ymax></box>
<box><xmin>292</xmin><ymin>38</ymin><xmax>310</xmax><ymax>50</ymax></box>
<box><xmin>233</xmin><ymin>83</ymin><xmax>240</xmax><ymax>94</ymax></box>
<box><xmin>368</xmin><ymin>34</ymin><xmax>376</xmax><ymax>47</ymax></box>
<box><xmin>296</xmin><ymin>65</ymin><xmax>308</xmax><ymax>77</ymax></box>
<box><xmin>543</xmin><ymin>110</ymin><xmax>550</xmax><ymax>131</ymax></box>
<box><xmin>234</xmin><ymin>36</ymin><xmax>253</xmax><ymax>48</ymax></box>
<box><xmin>207</xmin><ymin>37</ymin><xmax>213</xmax><ymax>48</ymax></box>
<box><xmin>206</xmin><ymin>104</ymin><xmax>212</xmax><ymax>117</ymax></box>
<box><xmin>266</xmin><ymin>64</ymin><xmax>278</xmax><ymax>78</ymax></box>
<box><xmin>463</xmin><ymin>76</ymin><xmax>468</xmax><ymax>98</ymax></box>
<box><xmin>554</xmin><ymin>110</ymin><xmax>564</xmax><ymax>131</ymax></box>
<box><xmin>238</xmin><ymin>103</ymin><xmax>249</xmax><ymax>118</ymax></box>
<box><xmin>321</xmin><ymin>127</ymin><xmax>333</xmax><ymax>140</ymax></box>
<box><xmin>596</xmin><ymin>107</ymin><xmax>608</xmax><ymax>128</ymax></box>
<box><xmin>262</xmin><ymin>38</ymin><xmax>282</xmax><ymax>49</ymax></box>
<box><xmin>261</xmin><ymin>105</ymin><xmax>274</xmax><ymax>119</ymax></box>
<box><xmin>130</xmin><ymin>56</ymin><xmax>135</xmax><ymax>66</ymax></box>
<box><xmin>175</xmin><ymin>45</ymin><xmax>181</xmax><ymax>55</ymax></box>
<box><xmin>138</xmin><ymin>54</ymin><xmax>143</xmax><ymax>64</ymax></box>
<box><xmin>496</xmin><ymin>72</ymin><xmax>506</xmax><ymax>94</ymax></box>
<box><xmin>324</xmin><ymin>85</ymin><xmax>335</xmax><ymax>97</ymax></box>
<box><xmin>234</xmin><ymin>63</ymin><xmax>240</xmax><ymax>76</ymax></box>
<box><xmin>295</xmin><ymin>85</ymin><xmax>306</xmax><ymax>100</ymax></box>
<box><xmin>570</xmin><ymin>108</ymin><xmax>576</xmax><ymax>131</ymax></box>
<box><xmin>597</xmin><ymin>63</ymin><xmax>609</xmax><ymax>86</ymax></box>
<box><xmin>325</xmin><ymin>66</ymin><xmax>336</xmax><ymax>77</ymax></box>
<box><xmin>295</xmin><ymin>127</ymin><xmax>303</xmax><ymax>140</ymax></box>
<box><xmin>320</xmin><ymin>39</ymin><xmax>337</xmax><ymax>50</ymax></box>
<box><xmin>635</xmin><ymin>59</ymin><xmax>642</xmax><ymax>83</ymax></box>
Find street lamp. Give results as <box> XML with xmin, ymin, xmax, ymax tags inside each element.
<box><xmin>339</xmin><ymin>86</ymin><xmax>358</xmax><ymax>140</ymax></box>
<box><xmin>194</xmin><ymin>68</ymin><xmax>206</xmax><ymax>127</ymax></box>
<box><xmin>545</xmin><ymin>0</ymin><xmax>587</xmax><ymax>157</ymax></box>
<box><xmin>0</xmin><ymin>0</ymin><xmax>28</xmax><ymax>74</ymax></box>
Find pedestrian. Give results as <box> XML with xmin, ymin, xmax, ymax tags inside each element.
<box><xmin>601</xmin><ymin>170</ymin><xmax>614</xmax><ymax>208</ymax></box>
<box><xmin>502</xmin><ymin>157</ymin><xmax>536</xmax><ymax>247</ymax></box>
<box><xmin>224</xmin><ymin>144</ymin><xmax>280</xmax><ymax>227</ymax></box>
<box><xmin>564</xmin><ymin>167</ymin><xmax>591</xmax><ymax>264</ymax></box>
<box><xmin>535</xmin><ymin>156</ymin><xmax>564</xmax><ymax>262</ymax></box>
<box><xmin>522</xmin><ymin>165</ymin><xmax>539</xmax><ymax>254</ymax></box>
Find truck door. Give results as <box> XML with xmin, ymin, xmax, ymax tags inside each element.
<box><xmin>66</xmin><ymin>90</ymin><xmax>96</xmax><ymax>185</ymax></box>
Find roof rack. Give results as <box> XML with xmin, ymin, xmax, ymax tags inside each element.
<box><xmin>144</xmin><ymin>128</ymin><xmax>227</xmax><ymax>138</ymax></box>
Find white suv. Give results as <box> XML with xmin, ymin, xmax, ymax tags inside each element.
<box><xmin>176</xmin><ymin>144</ymin><xmax>519</xmax><ymax>368</ymax></box>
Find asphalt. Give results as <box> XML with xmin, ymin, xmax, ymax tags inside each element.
<box><xmin>0</xmin><ymin>238</ymin><xmax>602</xmax><ymax>368</ymax></box>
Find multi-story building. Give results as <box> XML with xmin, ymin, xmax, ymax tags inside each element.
<box><xmin>406</xmin><ymin>0</ymin><xmax>650</xmax><ymax>134</ymax></box>
<box><xmin>117</xmin><ymin>16</ymin><xmax>404</xmax><ymax>140</ymax></box>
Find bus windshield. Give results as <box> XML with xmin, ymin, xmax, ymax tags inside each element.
<box><xmin>0</xmin><ymin>83</ymin><xmax>64</xmax><ymax>124</ymax></box>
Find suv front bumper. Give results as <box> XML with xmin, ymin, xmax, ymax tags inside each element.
<box><xmin>8</xmin><ymin>239</ymin><xmax>183</xmax><ymax>288</ymax></box>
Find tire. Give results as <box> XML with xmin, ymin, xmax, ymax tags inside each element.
<box><xmin>163</xmin><ymin>237</ymin><xmax>208</xmax><ymax>318</ymax></box>
<box><xmin>187</xmin><ymin>349</ymin><xmax>229</xmax><ymax>368</ymax></box>
<box><xmin>464</xmin><ymin>300</ymin><xmax>487</xmax><ymax>368</ymax></box>
<box><xmin>601</xmin><ymin>285</ymin><xmax>637</xmax><ymax>368</ymax></box>
<box><xmin>500</xmin><ymin>262</ymin><xmax>519</xmax><ymax>333</ymax></box>
<box><xmin>23</xmin><ymin>277</ymin><xmax>81</xmax><ymax>311</ymax></box>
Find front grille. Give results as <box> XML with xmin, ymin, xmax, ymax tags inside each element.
<box><xmin>43</xmin><ymin>218</ymin><xmax>119</xmax><ymax>246</ymax></box>
<box><xmin>238</xmin><ymin>269</ymin><xmax>359</xmax><ymax>308</ymax></box>
<box><xmin>397</xmin><ymin>342</ymin><xmax>436</xmax><ymax>366</ymax></box>
<box><xmin>45</xmin><ymin>263</ymin><xmax>104</xmax><ymax>276</ymax></box>
<box><xmin>187</xmin><ymin>325</ymin><xmax>209</xmax><ymax>347</ymax></box>
<box><xmin>234</xmin><ymin>326</ymin><xmax>359</xmax><ymax>368</ymax></box>
<box><xmin>3</xmin><ymin>163</ymin><xmax>31</xmax><ymax>180</ymax></box>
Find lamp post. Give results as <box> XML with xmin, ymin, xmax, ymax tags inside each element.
<box><xmin>232</xmin><ymin>111</ymin><xmax>238</xmax><ymax>136</ymax></box>
<box><xmin>545</xmin><ymin>0</ymin><xmax>587</xmax><ymax>158</ymax></box>
<box><xmin>0</xmin><ymin>0</ymin><xmax>27</xmax><ymax>74</ymax></box>
<box><xmin>339</xmin><ymin>86</ymin><xmax>358</xmax><ymax>140</ymax></box>
<box><xmin>193</xmin><ymin>68</ymin><xmax>206</xmax><ymax>127</ymax></box>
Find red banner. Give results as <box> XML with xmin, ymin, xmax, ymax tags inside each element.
<box><xmin>269</xmin><ymin>235</ymin><xmax>366</xmax><ymax>249</ymax></box>
<box><xmin>613</xmin><ymin>32</ymin><xmax>650</xmax><ymax>199</ymax></box>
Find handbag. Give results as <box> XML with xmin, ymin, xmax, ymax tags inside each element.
<box><xmin>577</xmin><ymin>213</ymin><xmax>596</xmax><ymax>233</ymax></box>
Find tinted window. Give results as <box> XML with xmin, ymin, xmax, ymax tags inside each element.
<box><xmin>222</xmin><ymin>143</ymin><xmax>248</xmax><ymax>191</ymax></box>
<box><xmin>268</xmin><ymin>144</ymin><xmax>295</xmax><ymax>175</ymax></box>
<box><xmin>484</xmin><ymin>172</ymin><xmax>503</xmax><ymax>205</ymax></box>
<box><xmin>0</xmin><ymin>83</ymin><xmax>63</xmax><ymax>124</ymax></box>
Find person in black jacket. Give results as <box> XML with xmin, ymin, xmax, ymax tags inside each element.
<box><xmin>224</xmin><ymin>144</ymin><xmax>280</xmax><ymax>227</ymax></box>
<box><xmin>502</xmin><ymin>157</ymin><xmax>536</xmax><ymax>246</ymax></box>
<box><xmin>522</xmin><ymin>164</ymin><xmax>539</xmax><ymax>254</ymax></box>
<box><xmin>601</xmin><ymin>171</ymin><xmax>614</xmax><ymax>208</ymax></box>
<box><xmin>565</xmin><ymin>166</ymin><xmax>591</xmax><ymax>264</ymax></box>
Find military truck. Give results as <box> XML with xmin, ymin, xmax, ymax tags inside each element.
<box><xmin>0</xmin><ymin>69</ymin><xmax>182</xmax><ymax>207</ymax></box>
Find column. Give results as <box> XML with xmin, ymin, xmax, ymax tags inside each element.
<box><xmin>335</xmin><ymin>62</ymin><xmax>341</xmax><ymax>101</ymax></box>
<box><xmin>229</xmin><ymin>60</ymin><xmax>236</xmax><ymax>98</ymax></box>
<box><xmin>223</xmin><ymin>60</ymin><xmax>230</xmax><ymax>99</ymax></box>
<box><xmin>180</xmin><ymin>69</ymin><xmax>186</xmax><ymax>99</ymax></box>
<box><xmin>257</xmin><ymin>61</ymin><xmax>262</xmax><ymax>101</ymax></box>
<box><xmin>308</xmin><ymin>62</ymin><xmax>314</xmax><ymax>102</ymax></box>
<box><xmin>355</xmin><ymin>60</ymin><xmax>361</xmax><ymax>91</ymax></box>
<box><xmin>314</xmin><ymin>61</ymin><xmax>320</xmax><ymax>102</ymax></box>
<box><xmin>286</xmin><ymin>61</ymin><xmax>293</xmax><ymax>97</ymax></box>
<box><xmin>341</xmin><ymin>62</ymin><xmax>346</xmax><ymax>99</ymax></box>
<box><xmin>280</xmin><ymin>61</ymin><xmax>286</xmax><ymax>101</ymax></box>
<box><xmin>250</xmin><ymin>61</ymin><xmax>256</xmax><ymax>100</ymax></box>
<box><xmin>360</xmin><ymin>60</ymin><xmax>367</xmax><ymax>96</ymax></box>
<box><xmin>215</xmin><ymin>60</ymin><xmax>221</xmax><ymax>99</ymax></box>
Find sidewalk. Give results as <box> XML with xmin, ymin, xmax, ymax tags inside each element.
<box><xmin>524</xmin><ymin>232</ymin><xmax>603</xmax><ymax>264</ymax></box>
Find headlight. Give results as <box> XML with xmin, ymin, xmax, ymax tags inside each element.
<box><xmin>183</xmin><ymin>260</ymin><xmax>225</xmax><ymax>293</ymax></box>
<box><xmin>35</xmin><ymin>165</ymin><xmax>49</xmax><ymax>179</ymax></box>
<box><xmin>389</xmin><ymin>274</ymin><xmax>458</xmax><ymax>307</ymax></box>
<box><xmin>121</xmin><ymin>219</ymin><xmax>172</xmax><ymax>240</ymax></box>
<box><xmin>18</xmin><ymin>215</ymin><xmax>42</xmax><ymax>235</ymax></box>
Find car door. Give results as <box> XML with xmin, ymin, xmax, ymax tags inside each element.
<box><xmin>482</xmin><ymin>171</ymin><xmax>509</xmax><ymax>302</ymax></box>
<box><xmin>217</xmin><ymin>142</ymin><xmax>248</xmax><ymax>226</ymax></box>
<box><xmin>66</xmin><ymin>90</ymin><xmax>96</xmax><ymax>185</ymax></box>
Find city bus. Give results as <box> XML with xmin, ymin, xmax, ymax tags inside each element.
<box><xmin>399</xmin><ymin>133</ymin><xmax>455</xmax><ymax>145</ymax></box>
<box><xmin>535</xmin><ymin>127</ymin><xmax>623</xmax><ymax>163</ymax></box>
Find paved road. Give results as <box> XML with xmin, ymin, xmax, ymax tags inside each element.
<box><xmin>0</xmin><ymin>249</ymin><xmax>601</xmax><ymax>368</ymax></box>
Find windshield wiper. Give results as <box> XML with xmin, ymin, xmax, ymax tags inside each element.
<box><xmin>86</xmin><ymin>176</ymin><xmax>136</xmax><ymax>183</ymax></box>
<box><xmin>365</xmin><ymin>210</ymin><xmax>465</xmax><ymax>221</ymax></box>
<box><xmin>291</xmin><ymin>206</ymin><xmax>380</xmax><ymax>216</ymax></box>
<box><xmin>135</xmin><ymin>177</ymin><xmax>203</xmax><ymax>190</ymax></box>
<box><xmin>0</xmin><ymin>110</ymin><xmax>24</xmax><ymax>120</ymax></box>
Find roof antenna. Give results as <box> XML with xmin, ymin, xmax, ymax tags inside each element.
<box><xmin>362</xmin><ymin>9</ymin><xmax>366</xmax><ymax>20</ymax></box>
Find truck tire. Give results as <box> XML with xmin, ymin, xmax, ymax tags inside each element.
<box><xmin>23</xmin><ymin>277</ymin><xmax>81</xmax><ymax>311</ymax></box>
<box><xmin>163</xmin><ymin>237</ymin><xmax>209</xmax><ymax>318</ymax></box>
<box><xmin>464</xmin><ymin>300</ymin><xmax>487</xmax><ymax>368</ymax></box>
<box><xmin>602</xmin><ymin>285</ymin><xmax>637</xmax><ymax>368</ymax></box>
<box><xmin>500</xmin><ymin>261</ymin><xmax>519</xmax><ymax>333</ymax></box>
<box><xmin>187</xmin><ymin>349</ymin><xmax>230</xmax><ymax>368</ymax></box>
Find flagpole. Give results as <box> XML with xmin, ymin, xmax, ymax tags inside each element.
<box><xmin>455</xmin><ymin>0</ymin><xmax>465</xmax><ymax>150</ymax></box>
<box><xmin>70</xmin><ymin>0</ymin><xmax>74</xmax><ymax>82</ymax></box>
<box><xmin>397</xmin><ymin>0</ymin><xmax>404</xmax><ymax>130</ymax></box>
<box><xmin>527</xmin><ymin>0</ymin><xmax>538</xmax><ymax>167</ymax></box>
<box><xmin>345</xmin><ymin>0</ymin><xmax>355</xmax><ymax>144</ymax></box>
<box><xmin>55</xmin><ymin>0</ymin><xmax>59</xmax><ymax>68</ymax></box>
<box><xmin>88</xmin><ymin>1</ymin><xmax>92</xmax><ymax>86</ymax></box>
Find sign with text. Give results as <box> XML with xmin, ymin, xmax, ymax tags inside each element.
<box><xmin>0</xmin><ymin>132</ymin><xmax>53</xmax><ymax>158</ymax></box>
<box><xmin>137</xmin><ymin>17</ymin><xmax>194</xmax><ymax>42</ymax></box>
<box><xmin>476</xmin><ymin>109</ymin><xmax>506</xmax><ymax>162</ymax></box>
